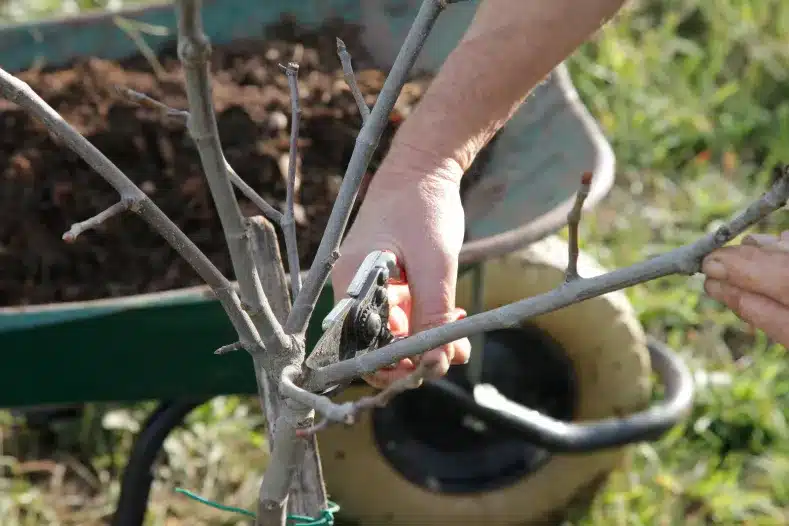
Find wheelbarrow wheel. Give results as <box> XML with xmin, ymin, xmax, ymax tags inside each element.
<box><xmin>317</xmin><ymin>235</ymin><xmax>652</xmax><ymax>525</ymax></box>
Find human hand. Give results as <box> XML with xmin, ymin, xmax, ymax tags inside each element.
<box><xmin>331</xmin><ymin>157</ymin><xmax>472</xmax><ymax>389</ymax></box>
<box><xmin>701</xmin><ymin>231</ymin><xmax>789</xmax><ymax>347</ymax></box>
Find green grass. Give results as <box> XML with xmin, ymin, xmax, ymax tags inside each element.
<box><xmin>568</xmin><ymin>1</ymin><xmax>789</xmax><ymax>523</ymax></box>
<box><xmin>2</xmin><ymin>0</ymin><xmax>789</xmax><ymax>524</ymax></box>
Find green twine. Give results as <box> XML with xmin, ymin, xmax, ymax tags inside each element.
<box><xmin>175</xmin><ymin>487</ymin><xmax>340</xmax><ymax>525</ymax></box>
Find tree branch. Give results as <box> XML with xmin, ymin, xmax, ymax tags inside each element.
<box><xmin>303</xmin><ymin>169</ymin><xmax>789</xmax><ymax>393</ymax></box>
<box><xmin>285</xmin><ymin>0</ymin><xmax>454</xmax><ymax>336</ymax></box>
<box><xmin>62</xmin><ymin>197</ymin><xmax>132</xmax><ymax>242</ymax></box>
<box><xmin>565</xmin><ymin>171</ymin><xmax>592</xmax><ymax>282</ymax></box>
<box><xmin>336</xmin><ymin>38</ymin><xmax>370</xmax><ymax>123</ymax></box>
<box><xmin>116</xmin><ymin>85</ymin><xmax>284</xmax><ymax>224</ymax></box>
<box><xmin>214</xmin><ymin>341</ymin><xmax>244</xmax><ymax>355</ymax></box>
<box><xmin>0</xmin><ymin>67</ymin><xmax>265</xmax><ymax>355</ymax></box>
<box><xmin>247</xmin><ymin>215</ymin><xmax>291</xmax><ymax>325</ymax></box>
<box><xmin>175</xmin><ymin>0</ymin><xmax>286</xmax><ymax>349</ymax></box>
<box><xmin>115</xmin><ymin>85</ymin><xmax>190</xmax><ymax>120</ymax></box>
<box><xmin>280</xmin><ymin>62</ymin><xmax>303</xmax><ymax>299</ymax></box>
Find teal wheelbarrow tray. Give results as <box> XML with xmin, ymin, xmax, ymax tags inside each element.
<box><xmin>0</xmin><ymin>2</ymin><xmax>695</xmax><ymax>525</ymax></box>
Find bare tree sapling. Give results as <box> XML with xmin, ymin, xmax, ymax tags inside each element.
<box><xmin>1</xmin><ymin>0</ymin><xmax>788</xmax><ymax>524</ymax></box>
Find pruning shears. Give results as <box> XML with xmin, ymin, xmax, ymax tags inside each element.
<box><xmin>303</xmin><ymin>250</ymin><xmax>407</xmax><ymax>396</ymax></box>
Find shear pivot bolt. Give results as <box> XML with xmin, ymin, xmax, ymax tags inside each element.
<box><xmin>357</xmin><ymin>308</ymin><xmax>383</xmax><ymax>344</ymax></box>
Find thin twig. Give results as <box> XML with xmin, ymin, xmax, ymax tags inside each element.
<box><xmin>565</xmin><ymin>171</ymin><xmax>592</xmax><ymax>282</ymax></box>
<box><xmin>227</xmin><ymin>162</ymin><xmax>286</xmax><ymax>224</ymax></box>
<box><xmin>115</xmin><ymin>86</ymin><xmax>286</xmax><ymax>227</ymax></box>
<box><xmin>0</xmin><ymin>67</ymin><xmax>265</xmax><ymax>355</ymax></box>
<box><xmin>302</xmin><ymin>169</ymin><xmax>789</xmax><ymax>393</ymax></box>
<box><xmin>336</xmin><ymin>38</ymin><xmax>370</xmax><ymax>123</ymax></box>
<box><xmin>282</xmin><ymin>358</ymin><xmax>442</xmax><ymax>438</ymax></box>
<box><xmin>280</xmin><ymin>62</ymin><xmax>303</xmax><ymax>298</ymax></box>
<box><xmin>286</xmin><ymin>0</ymin><xmax>452</xmax><ymax>336</ymax></box>
<box><xmin>175</xmin><ymin>0</ymin><xmax>286</xmax><ymax>349</ymax></box>
<box><xmin>115</xmin><ymin>85</ymin><xmax>190</xmax><ymax>120</ymax></box>
<box><xmin>62</xmin><ymin>198</ymin><xmax>134</xmax><ymax>242</ymax></box>
<box><xmin>214</xmin><ymin>341</ymin><xmax>244</xmax><ymax>355</ymax></box>
<box><xmin>113</xmin><ymin>15</ymin><xmax>168</xmax><ymax>79</ymax></box>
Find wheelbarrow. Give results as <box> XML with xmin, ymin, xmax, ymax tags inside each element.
<box><xmin>0</xmin><ymin>1</ymin><xmax>695</xmax><ymax>525</ymax></box>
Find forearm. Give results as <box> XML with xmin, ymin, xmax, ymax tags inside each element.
<box><xmin>381</xmin><ymin>0</ymin><xmax>627</xmax><ymax>182</ymax></box>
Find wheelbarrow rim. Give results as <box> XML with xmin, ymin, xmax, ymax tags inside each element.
<box><xmin>459</xmin><ymin>63</ymin><xmax>616</xmax><ymax>266</ymax></box>
<box><xmin>420</xmin><ymin>335</ymin><xmax>695</xmax><ymax>453</ymax></box>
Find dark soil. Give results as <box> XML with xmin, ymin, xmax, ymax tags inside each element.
<box><xmin>0</xmin><ymin>20</ymin><xmax>445</xmax><ymax>307</ymax></box>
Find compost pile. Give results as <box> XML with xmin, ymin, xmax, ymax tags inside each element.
<box><xmin>0</xmin><ymin>20</ymin><xmax>435</xmax><ymax>307</ymax></box>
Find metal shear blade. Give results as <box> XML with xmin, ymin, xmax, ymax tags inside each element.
<box><xmin>304</xmin><ymin>250</ymin><xmax>404</xmax><ymax>394</ymax></box>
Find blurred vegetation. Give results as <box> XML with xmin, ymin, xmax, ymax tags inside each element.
<box><xmin>1</xmin><ymin>0</ymin><xmax>789</xmax><ymax>524</ymax></box>
<box><xmin>0</xmin><ymin>0</ymin><xmax>150</xmax><ymax>23</ymax></box>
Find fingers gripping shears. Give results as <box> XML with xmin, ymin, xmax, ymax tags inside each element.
<box><xmin>303</xmin><ymin>250</ymin><xmax>406</xmax><ymax>396</ymax></box>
